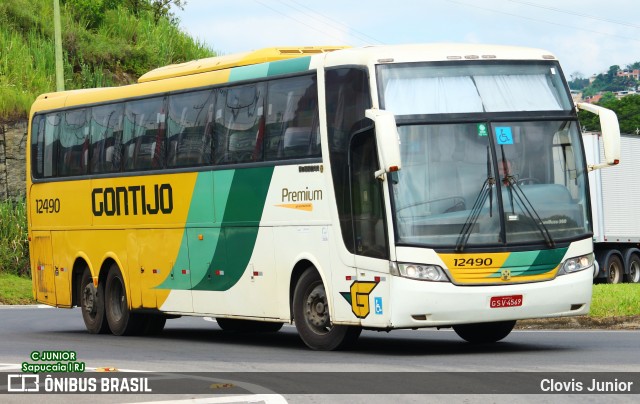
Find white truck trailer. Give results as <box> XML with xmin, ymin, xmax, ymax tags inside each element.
<box><xmin>583</xmin><ymin>132</ymin><xmax>640</xmax><ymax>283</ymax></box>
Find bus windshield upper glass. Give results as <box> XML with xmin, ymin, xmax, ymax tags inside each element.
<box><xmin>377</xmin><ymin>62</ymin><xmax>588</xmax><ymax>249</ymax></box>
<box><xmin>378</xmin><ymin>61</ymin><xmax>573</xmax><ymax>114</ymax></box>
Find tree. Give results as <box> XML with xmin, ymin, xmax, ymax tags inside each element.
<box><xmin>569</xmin><ymin>71</ymin><xmax>589</xmax><ymax>90</ymax></box>
<box><xmin>578</xmin><ymin>94</ymin><xmax>640</xmax><ymax>134</ymax></box>
<box><xmin>150</xmin><ymin>0</ymin><xmax>186</xmax><ymax>24</ymax></box>
<box><xmin>121</xmin><ymin>0</ymin><xmax>185</xmax><ymax>24</ymax></box>
<box><xmin>615</xmin><ymin>95</ymin><xmax>640</xmax><ymax>134</ymax></box>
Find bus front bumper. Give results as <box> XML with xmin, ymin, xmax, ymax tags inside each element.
<box><xmin>387</xmin><ymin>266</ymin><xmax>593</xmax><ymax>329</ymax></box>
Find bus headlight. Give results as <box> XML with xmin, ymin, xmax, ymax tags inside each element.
<box><xmin>395</xmin><ymin>263</ymin><xmax>449</xmax><ymax>282</ymax></box>
<box><xmin>558</xmin><ymin>253</ymin><xmax>594</xmax><ymax>275</ymax></box>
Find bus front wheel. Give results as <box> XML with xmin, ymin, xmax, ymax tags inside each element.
<box><xmin>293</xmin><ymin>268</ymin><xmax>361</xmax><ymax>350</ymax></box>
<box><xmin>80</xmin><ymin>267</ymin><xmax>109</xmax><ymax>334</ymax></box>
<box><xmin>453</xmin><ymin>320</ymin><xmax>516</xmax><ymax>343</ymax></box>
<box><xmin>104</xmin><ymin>264</ymin><xmax>143</xmax><ymax>336</ymax></box>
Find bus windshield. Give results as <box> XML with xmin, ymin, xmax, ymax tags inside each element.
<box><xmin>377</xmin><ymin>62</ymin><xmax>589</xmax><ymax>249</ymax></box>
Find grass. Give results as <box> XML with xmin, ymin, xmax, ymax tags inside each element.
<box><xmin>590</xmin><ymin>284</ymin><xmax>640</xmax><ymax>318</ymax></box>
<box><xmin>0</xmin><ymin>272</ymin><xmax>34</xmax><ymax>305</ymax></box>
<box><xmin>0</xmin><ymin>200</ymin><xmax>29</xmax><ymax>276</ymax></box>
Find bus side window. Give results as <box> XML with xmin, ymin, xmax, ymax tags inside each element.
<box><xmin>43</xmin><ymin>113</ymin><xmax>61</xmax><ymax>178</ymax></box>
<box><xmin>90</xmin><ymin>103</ymin><xmax>124</xmax><ymax>174</ymax></box>
<box><xmin>31</xmin><ymin>115</ymin><xmax>45</xmax><ymax>178</ymax></box>
<box><xmin>59</xmin><ymin>109</ymin><xmax>90</xmax><ymax>177</ymax></box>
<box><xmin>167</xmin><ymin>89</ymin><xmax>216</xmax><ymax>168</ymax></box>
<box><xmin>123</xmin><ymin>97</ymin><xmax>166</xmax><ymax>171</ymax></box>
<box><xmin>216</xmin><ymin>84</ymin><xmax>264</xmax><ymax>165</ymax></box>
<box><xmin>265</xmin><ymin>75</ymin><xmax>319</xmax><ymax>160</ymax></box>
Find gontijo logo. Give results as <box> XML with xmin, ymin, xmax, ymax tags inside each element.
<box><xmin>91</xmin><ymin>183</ymin><xmax>173</xmax><ymax>216</ymax></box>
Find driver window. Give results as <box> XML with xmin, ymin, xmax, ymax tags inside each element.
<box><xmin>350</xmin><ymin>129</ymin><xmax>389</xmax><ymax>259</ymax></box>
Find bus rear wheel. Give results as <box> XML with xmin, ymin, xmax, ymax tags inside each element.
<box><xmin>80</xmin><ymin>267</ymin><xmax>109</xmax><ymax>334</ymax></box>
<box><xmin>453</xmin><ymin>320</ymin><xmax>516</xmax><ymax>343</ymax></box>
<box><xmin>293</xmin><ymin>269</ymin><xmax>361</xmax><ymax>350</ymax></box>
<box><xmin>104</xmin><ymin>264</ymin><xmax>144</xmax><ymax>336</ymax></box>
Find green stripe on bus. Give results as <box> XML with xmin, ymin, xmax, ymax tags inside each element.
<box><xmin>228</xmin><ymin>57</ymin><xmax>312</xmax><ymax>82</ymax></box>
<box><xmin>158</xmin><ymin>167</ymin><xmax>274</xmax><ymax>291</ymax></box>
<box><xmin>192</xmin><ymin>166</ymin><xmax>275</xmax><ymax>291</ymax></box>
<box><xmin>229</xmin><ymin>63</ymin><xmax>270</xmax><ymax>82</ymax></box>
<box><xmin>488</xmin><ymin>247</ymin><xmax>568</xmax><ymax>278</ymax></box>
<box><xmin>267</xmin><ymin>57</ymin><xmax>311</xmax><ymax>76</ymax></box>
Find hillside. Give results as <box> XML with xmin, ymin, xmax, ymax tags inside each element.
<box><xmin>0</xmin><ymin>0</ymin><xmax>215</xmax><ymax>122</ymax></box>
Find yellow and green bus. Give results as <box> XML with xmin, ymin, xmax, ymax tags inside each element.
<box><xmin>28</xmin><ymin>44</ymin><xmax>620</xmax><ymax>350</ymax></box>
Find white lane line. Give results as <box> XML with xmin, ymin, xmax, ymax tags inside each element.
<box><xmin>0</xmin><ymin>304</ymin><xmax>52</xmax><ymax>309</ymax></box>
<box><xmin>132</xmin><ymin>394</ymin><xmax>288</xmax><ymax>404</ymax></box>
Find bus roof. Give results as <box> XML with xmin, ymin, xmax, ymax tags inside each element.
<box><xmin>323</xmin><ymin>43</ymin><xmax>557</xmax><ymax>67</ymax></box>
<box><xmin>138</xmin><ymin>46</ymin><xmax>347</xmax><ymax>83</ymax></box>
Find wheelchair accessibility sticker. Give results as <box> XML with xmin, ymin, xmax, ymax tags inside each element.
<box><xmin>495</xmin><ymin>127</ymin><xmax>514</xmax><ymax>145</ymax></box>
<box><xmin>374</xmin><ymin>297</ymin><xmax>383</xmax><ymax>315</ymax></box>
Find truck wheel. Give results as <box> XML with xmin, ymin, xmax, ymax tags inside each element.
<box><xmin>606</xmin><ymin>255</ymin><xmax>623</xmax><ymax>284</ymax></box>
<box><xmin>293</xmin><ymin>268</ymin><xmax>361</xmax><ymax>350</ymax></box>
<box><xmin>627</xmin><ymin>254</ymin><xmax>640</xmax><ymax>283</ymax></box>
<box><xmin>79</xmin><ymin>267</ymin><xmax>109</xmax><ymax>334</ymax></box>
<box><xmin>453</xmin><ymin>320</ymin><xmax>516</xmax><ymax>343</ymax></box>
<box><xmin>104</xmin><ymin>264</ymin><xmax>144</xmax><ymax>336</ymax></box>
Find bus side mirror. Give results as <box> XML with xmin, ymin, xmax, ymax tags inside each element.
<box><xmin>365</xmin><ymin>109</ymin><xmax>402</xmax><ymax>179</ymax></box>
<box><xmin>576</xmin><ymin>102</ymin><xmax>621</xmax><ymax>171</ymax></box>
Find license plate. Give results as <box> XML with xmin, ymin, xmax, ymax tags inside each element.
<box><xmin>490</xmin><ymin>295</ymin><xmax>523</xmax><ymax>308</ymax></box>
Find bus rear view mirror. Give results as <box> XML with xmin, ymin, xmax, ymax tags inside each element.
<box><xmin>576</xmin><ymin>102</ymin><xmax>621</xmax><ymax>170</ymax></box>
<box><xmin>365</xmin><ymin>109</ymin><xmax>402</xmax><ymax>179</ymax></box>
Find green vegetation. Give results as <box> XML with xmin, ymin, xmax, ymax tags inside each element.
<box><xmin>0</xmin><ymin>272</ymin><xmax>34</xmax><ymax>304</ymax></box>
<box><xmin>590</xmin><ymin>284</ymin><xmax>640</xmax><ymax>318</ymax></box>
<box><xmin>0</xmin><ymin>0</ymin><xmax>214</xmax><ymax>122</ymax></box>
<box><xmin>0</xmin><ymin>200</ymin><xmax>29</xmax><ymax>276</ymax></box>
<box><xmin>569</xmin><ymin>62</ymin><xmax>640</xmax><ymax>133</ymax></box>
<box><xmin>578</xmin><ymin>94</ymin><xmax>640</xmax><ymax>134</ymax></box>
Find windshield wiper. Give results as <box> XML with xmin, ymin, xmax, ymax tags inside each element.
<box><xmin>504</xmin><ymin>175</ymin><xmax>555</xmax><ymax>248</ymax></box>
<box><xmin>455</xmin><ymin>147</ymin><xmax>494</xmax><ymax>252</ymax></box>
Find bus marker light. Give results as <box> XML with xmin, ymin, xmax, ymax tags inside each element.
<box><xmin>181</xmin><ymin>269</ymin><xmax>190</xmax><ymax>275</ymax></box>
<box><xmin>374</xmin><ymin>276</ymin><xmax>381</xmax><ymax>283</ymax></box>
<box><xmin>198</xmin><ymin>234</ymin><xmax>204</xmax><ymax>240</ymax></box>
<box><xmin>152</xmin><ymin>269</ymin><xmax>160</xmax><ymax>274</ymax></box>
<box><xmin>253</xmin><ymin>271</ymin><xmax>263</xmax><ymax>277</ymax></box>
<box><xmin>215</xmin><ymin>270</ymin><xmax>224</xmax><ymax>276</ymax></box>
<box><xmin>345</xmin><ymin>276</ymin><xmax>352</xmax><ymax>281</ymax></box>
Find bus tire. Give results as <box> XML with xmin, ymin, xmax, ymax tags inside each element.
<box><xmin>216</xmin><ymin>318</ymin><xmax>284</xmax><ymax>332</ymax></box>
<box><xmin>606</xmin><ymin>254</ymin><xmax>623</xmax><ymax>284</ymax></box>
<box><xmin>80</xmin><ymin>267</ymin><xmax>109</xmax><ymax>334</ymax></box>
<box><xmin>627</xmin><ymin>254</ymin><xmax>640</xmax><ymax>283</ymax></box>
<box><xmin>453</xmin><ymin>320</ymin><xmax>516</xmax><ymax>344</ymax></box>
<box><xmin>293</xmin><ymin>268</ymin><xmax>361</xmax><ymax>350</ymax></box>
<box><xmin>104</xmin><ymin>264</ymin><xmax>143</xmax><ymax>336</ymax></box>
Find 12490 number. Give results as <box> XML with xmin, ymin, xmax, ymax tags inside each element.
<box><xmin>35</xmin><ymin>198</ymin><xmax>60</xmax><ymax>214</ymax></box>
<box><xmin>453</xmin><ymin>257</ymin><xmax>493</xmax><ymax>267</ymax></box>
